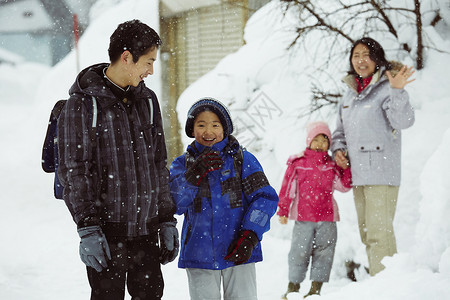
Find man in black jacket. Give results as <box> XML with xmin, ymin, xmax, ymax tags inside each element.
<box><xmin>57</xmin><ymin>20</ymin><xmax>178</xmax><ymax>300</ymax></box>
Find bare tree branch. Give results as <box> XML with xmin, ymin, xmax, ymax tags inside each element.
<box><xmin>414</xmin><ymin>0</ymin><xmax>424</xmax><ymax>69</ymax></box>
<box><xmin>280</xmin><ymin>0</ymin><xmax>445</xmax><ymax>116</ymax></box>
<box><xmin>298</xmin><ymin>1</ymin><xmax>354</xmax><ymax>43</ymax></box>
<box><xmin>368</xmin><ymin>0</ymin><xmax>398</xmax><ymax>38</ymax></box>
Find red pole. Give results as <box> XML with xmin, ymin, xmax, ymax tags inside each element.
<box><xmin>73</xmin><ymin>14</ymin><xmax>80</xmax><ymax>72</ymax></box>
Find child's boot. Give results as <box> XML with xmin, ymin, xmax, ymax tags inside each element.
<box><xmin>303</xmin><ymin>281</ymin><xmax>323</xmax><ymax>298</ymax></box>
<box><xmin>281</xmin><ymin>282</ymin><xmax>300</xmax><ymax>299</ymax></box>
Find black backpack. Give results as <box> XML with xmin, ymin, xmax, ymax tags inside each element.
<box><xmin>41</xmin><ymin>97</ymin><xmax>99</xmax><ymax>199</ymax></box>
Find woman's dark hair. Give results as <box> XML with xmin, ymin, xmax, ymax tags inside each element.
<box><xmin>108</xmin><ymin>19</ymin><xmax>162</xmax><ymax>63</ymax></box>
<box><xmin>348</xmin><ymin>37</ymin><xmax>391</xmax><ymax>76</ymax></box>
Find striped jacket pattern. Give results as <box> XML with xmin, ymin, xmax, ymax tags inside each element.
<box><xmin>57</xmin><ymin>63</ymin><xmax>175</xmax><ymax>237</ymax></box>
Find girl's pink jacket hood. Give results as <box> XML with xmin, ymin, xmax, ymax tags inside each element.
<box><xmin>277</xmin><ymin>148</ymin><xmax>352</xmax><ymax>222</ymax></box>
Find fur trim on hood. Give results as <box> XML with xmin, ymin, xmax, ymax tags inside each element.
<box><xmin>342</xmin><ymin>60</ymin><xmax>405</xmax><ymax>92</ymax></box>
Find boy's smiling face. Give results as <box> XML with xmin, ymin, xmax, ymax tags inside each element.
<box><xmin>193</xmin><ymin>111</ymin><xmax>224</xmax><ymax>147</ymax></box>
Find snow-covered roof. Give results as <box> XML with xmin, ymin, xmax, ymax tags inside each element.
<box><xmin>0</xmin><ymin>0</ymin><xmax>94</xmax><ymax>33</ymax></box>
<box><xmin>160</xmin><ymin>0</ymin><xmax>220</xmax><ymax>17</ymax></box>
<box><xmin>0</xmin><ymin>0</ymin><xmax>53</xmax><ymax>32</ymax></box>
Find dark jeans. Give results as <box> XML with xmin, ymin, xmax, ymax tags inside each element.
<box><xmin>87</xmin><ymin>233</ymin><xmax>163</xmax><ymax>300</ymax></box>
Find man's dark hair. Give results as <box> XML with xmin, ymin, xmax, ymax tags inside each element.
<box><xmin>348</xmin><ymin>37</ymin><xmax>391</xmax><ymax>76</ymax></box>
<box><xmin>108</xmin><ymin>19</ymin><xmax>162</xmax><ymax>63</ymax></box>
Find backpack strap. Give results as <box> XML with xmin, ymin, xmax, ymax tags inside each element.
<box><xmin>87</xmin><ymin>96</ymin><xmax>100</xmax><ymax>143</ymax></box>
<box><xmin>147</xmin><ymin>96</ymin><xmax>154</xmax><ymax>125</ymax></box>
<box><xmin>137</xmin><ymin>96</ymin><xmax>155</xmax><ymax>145</ymax></box>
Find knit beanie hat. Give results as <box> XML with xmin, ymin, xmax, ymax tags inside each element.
<box><xmin>306</xmin><ymin>121</ymin><xmax>331</xmax><ymax>147</ymax></box>
<box><xmin>185</xmin><ymin>97</ymin><xmax>234</xmax><ymax>138</ymax></box>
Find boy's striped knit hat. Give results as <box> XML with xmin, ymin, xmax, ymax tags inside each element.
<box><xmin>185</xmin><ymin>97</ymin><xmax>234</xmax><ymax>138</ymax></box>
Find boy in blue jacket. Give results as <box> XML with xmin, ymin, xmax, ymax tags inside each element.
<box><xmin>169</xmin><ymin>97</ymin><xmax>278</xmax><ymax>299</ymax></box>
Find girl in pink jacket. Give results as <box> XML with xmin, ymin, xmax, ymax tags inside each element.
<box><xmin>278</xmin><ymin>121</ymin><xmax>352</xmax><ymax>299</ymax></box>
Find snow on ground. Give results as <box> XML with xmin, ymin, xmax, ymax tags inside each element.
<box><xmin>1</xmin><ymin>0</ymin><xmax>450</xmax><ymax>299</ymax></box>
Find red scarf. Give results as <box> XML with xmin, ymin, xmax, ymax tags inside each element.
<box><xmin>356</xmin><ymin>76</ymin><xmax>372</xmax><ymax>93</ymax></box>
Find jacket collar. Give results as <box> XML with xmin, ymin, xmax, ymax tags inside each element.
<box><xmin>188</xmin><ymin>135</ymin><xmax>240</xmax><ymax>156</ymax></box>
<box><xmin>286</xmin><ymin>148</ymin><xmax>330</xmax><ymax>165</ymax></box>
<box><xmin>342</xmin><ymin>66</ymin><xmax>385</xmax><ymax>93</ymax></box>
<box><xmin>69</xmin><ymin>63</ymin><xmax>152</xmax><ymax>108</ymax></box>
<box><xmin>303</xmin><ymin>148</ymin><xmax>329</xmax><ymax>163</ymax></box>
<box><xmin>342</xmin><ymin>60</ymin><xmax>405</xmax><ymax>93</ymax></box>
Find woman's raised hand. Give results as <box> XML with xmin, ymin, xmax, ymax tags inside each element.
<box><xmin>386</xmin><ymin>65</ymin><xmax>415</xmax><ymax>89</ymax></box>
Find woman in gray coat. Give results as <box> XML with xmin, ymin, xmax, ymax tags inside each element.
<box><xmin>331</xmin><ymin>37</ymin><xmax>415</xmax><ymax>276</ymax></box>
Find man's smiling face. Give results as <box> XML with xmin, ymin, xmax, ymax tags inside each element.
<box><xmin>124</xmin><ymin>47</ymin><xmax>157</xmax><ymax>87</ymax></box>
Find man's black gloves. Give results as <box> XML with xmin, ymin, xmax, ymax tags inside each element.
<box><xmin>159</xmin><ymin>221</ymin><xmax>180</xmax><ymax>265</ymax></box>
<box><xmin>78</xmin><ymin>226</ymin><xmax>111</xmax><ymax>272</ymax></box>
<box><xmin>225</xmin><ymin>230</ymin><xmax>259</xmax><ymax>265</ymax></box>
<box><xmin>185</xmin><ymin>149</ymin><xmax>223</xmax><ymax>186</ymax></box>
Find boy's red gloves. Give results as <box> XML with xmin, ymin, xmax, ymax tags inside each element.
<box><xmin>185</xmin><ymin>149</ymin><xmax>223</xmax><ymax>186</ymax></box>
<box><xmin>225</xmin><ymin>230</ymin><xmax>259</xmax><ymax>265</ymax></box>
